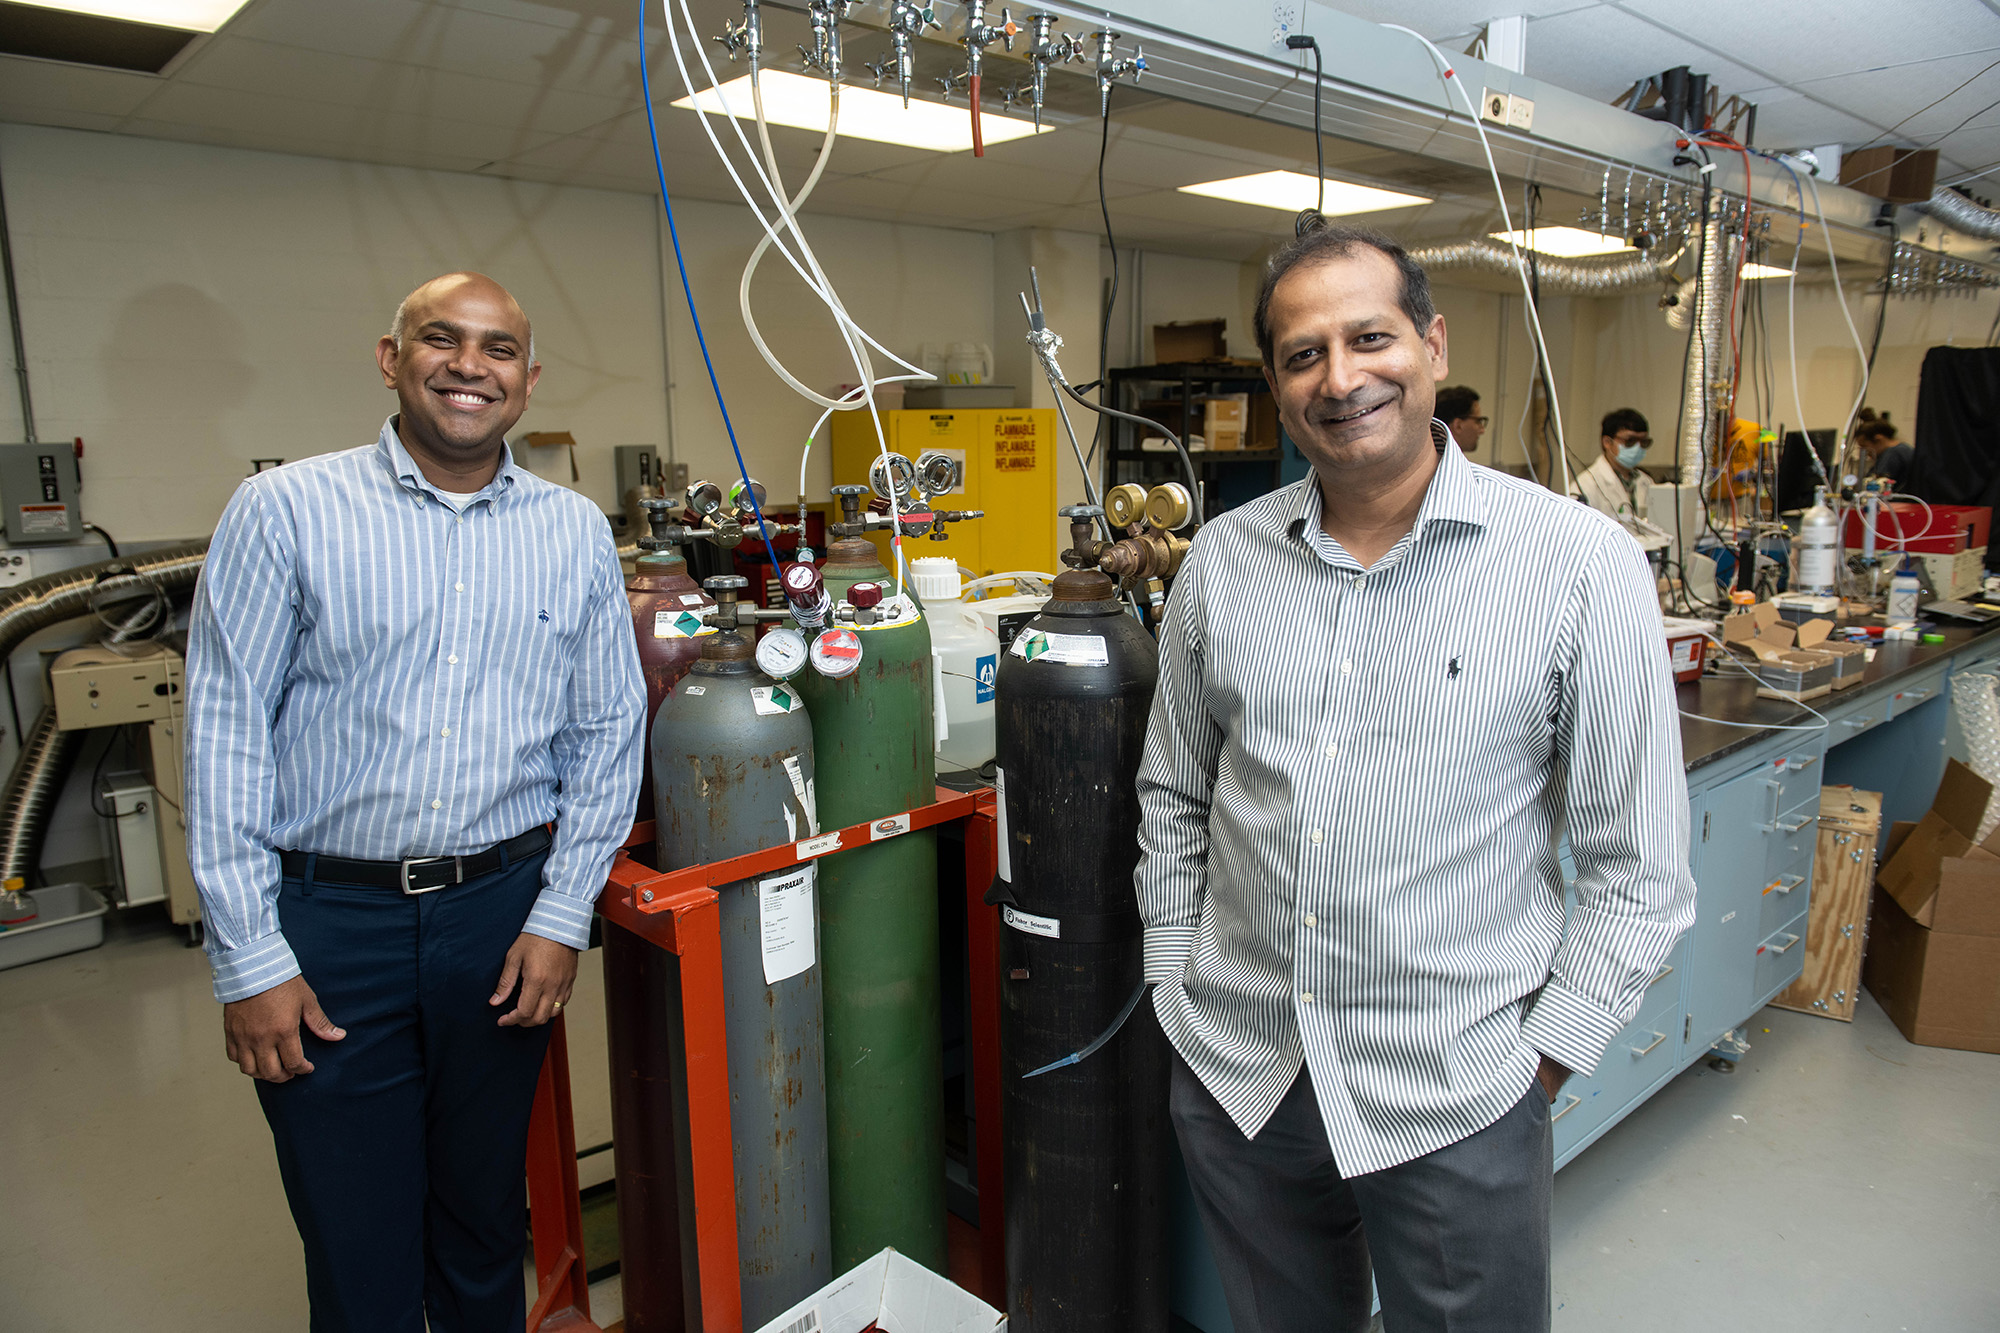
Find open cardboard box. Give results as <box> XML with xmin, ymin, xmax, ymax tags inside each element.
<box><xmin>1864</xmin><ymin>760</ymin><xmax>2000</xmax><ymax>1053</ymax></box>
<box><xmin>1721</xmin><ymin>603</ymin><xmax>1863</xmax><ymax>696</ymax></box>
<box><xmin>751</xmin><ymin>1249</ymin><xmax>1005</xmax><ymax>1333</ymax></box>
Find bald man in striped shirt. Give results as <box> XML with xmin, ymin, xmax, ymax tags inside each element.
<box><xmin>1137</xmin><ymin>223</ymin><xmax>1694</xmax><ymax>1332</ymax></box>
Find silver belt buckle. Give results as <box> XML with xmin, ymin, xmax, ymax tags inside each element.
<box><xmin>399</xmin><ymin>854</ymin><xmax>463</xmax><ymax>895</ymax></box>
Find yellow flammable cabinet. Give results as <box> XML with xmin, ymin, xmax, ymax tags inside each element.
<box><xmin>829</xmin><ymin>408</ymin><xmax>1059</xmax><ymax>577</ymax></box>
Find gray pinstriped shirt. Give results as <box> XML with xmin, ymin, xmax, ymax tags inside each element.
<box><xmin>1136</xmin><ymin>425</ymin><xmax>1695</xmax><ymax>1174</ymax></box>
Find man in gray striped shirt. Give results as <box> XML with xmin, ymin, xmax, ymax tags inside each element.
<box><xmin>1136</xmin><ymin>224</ymin><xmax>1694</xmax><ymax>1331</ymax></box>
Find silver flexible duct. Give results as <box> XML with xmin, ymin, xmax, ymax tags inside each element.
<box><xmin>1408</xmin><ymin>239</ymin><xmax>1681</xmax><ymax>294</ymax></box>
<box><xmin>1679</xmin><ymin>215</ymin><xmax>1740</xmax><ymax>488</ymax></box>
<box><xmin>1914</xmin><ymin>187</ymin><xmax>2000</xmax><ymax>242</ymax></box>
<box><xmin>0</xmin><ymin>541</ymin><xmax>208</xmax><ymax>886</ymax></box>
<box><xmin>0</xmin><ymin>540</ymin><xmax>208</xmax><ymax>668</ymax></box>
<box><xmin>0</xmin><ymin>704</ymin><xmax>86</xmax><ymax>883</ymax></box>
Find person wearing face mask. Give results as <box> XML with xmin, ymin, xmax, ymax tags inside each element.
<box><xmin>1575</xmin><ymin>408</ymin><xmax>1654</xmax><ymax>521</ymax></box>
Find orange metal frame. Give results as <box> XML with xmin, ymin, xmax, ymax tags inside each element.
<box><xmin>521</xmin><ymin>784</ymin><xmax>1004</xmax><ymax>1333</ymax></box>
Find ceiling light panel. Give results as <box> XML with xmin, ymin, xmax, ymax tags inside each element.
<box><xmin>1177</xmin><ymin>170</ymin><xmax>1429</xmax><ymax>215</ymax></box>
<box><xmin>672</xmin><ymin>71</ymin><xmax>1044</xmax><ymax>153</ymax></box>
<box><xmin>1487</xmin><ymin>226</ymin><xmax>1636</xmax><ymax>257</ymax></box>
<box><xmin>10</xmin><ymin>0</ymin><xmax>250</xmax><ymax>31</ymax></box>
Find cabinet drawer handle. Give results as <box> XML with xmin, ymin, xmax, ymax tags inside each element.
<box><xmin>1649</xmin><ymin>964</ymin><xmax>1675</xmax><ymax>987</ymax></box>
<box><xmin>1762</xmin><ymin>931</ymin><xmax>1801</xmax><ymax>956</ymax></box>
<box><xmin>1783</xmin><ymin>754</ymin><xmax>1820</xmax><ymax>772</ymax></box>
<box><xmin>1762</xmin><ymin>814</ymin><xmax>1813</xmax><ymax>834</ymax></box>
<box><xmin>1900</xmin><ymin>688</ymin><xmax>1934</xmax><ymax>703</ymax></box>
<box><xmin>1551</xmin><ymin>1093</ymin><xmax>1582</xmax><ymax>1122</ymax></box>
<box><xmin>1629</xmin><ymin>1030</ymin><xmax>1668</xmax><ymax>1057</ymax></box>
<box><xmin>1765</xmin><ymin>875</ymin><xmax>1805</xmax><ymax>896</ymax></box>
<box><xmin>1840</xmin><ymin>716</ymin><xmax>1876</xmax><ymax>730</ymax></box>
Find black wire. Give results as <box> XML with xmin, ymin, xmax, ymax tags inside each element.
<box><xmin>88</xmin><ymin>725</ymin><xmax>143</xmax><ymax>820</ymax></box>
<box><xmin>84</xmin><ymin>522</ymin><xmax>118</xmax><ymax>558</ymax></box>
<box><xmin>1059</xmin><ymin>381</ymin><xmax>1205</xmax><ymax>525</ymax></box>
<box><xmin>1087</xmin><ymin>82</ymin><xmax>1118</xmax><ymax>474</ymax></box>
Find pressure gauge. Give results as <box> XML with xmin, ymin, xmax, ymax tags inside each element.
<box><xmin>756</xmin><ymin>626</ymin><xmax>810</xmax><ymax>680</ymax></box>
<box><xmin>686</xmin><ymin>479</ymin><xmax>725</xmax><ymax>517</ymax></box>
<box><xmin>727</xmin><ymin>478</ymin><xmax>767</xmax><ymax>512</ymax></box>
<box><xmin>868</xmin><ymin>452</ymin><xmax>918</xmax><ymax>503</ymax></box>
<box><xmin>810</xmin><ymin>627</ymin><xmax>864</xmax><ymax>679</ymax></box>
<box><xmin>1145</xmin><ymin>482</ymin><xmax>1193</xmax><ymax>532</ymax></box>
<box><xmin>914</xmin><ymin>451</ymin><xmax>962</xmax><ymax>498</ymax></box>
<box><xmin>1105</xmin><ymin>483</ymin><xmax>1148</xmax><ymax>528</ymax></box>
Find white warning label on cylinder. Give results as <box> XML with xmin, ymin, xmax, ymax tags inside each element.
<box><xmin>1003</xmin><ymin>905</ymin><xmax>1059</xmax><ymax>939</ymax></box>
<box><xmin>680</xmin><ymin>593</ymin><xmax>707</xmax><ymax>607</ymax></box>
<box><xmin>751</xmin><ymin>685</ymin><xmax>802</xmax><ymax>715</ymax></box>
<box><xmin>994</xmin><ymin>767</ymin><xmax>1012</xmax><ymax>883</ymax></box>
<box><xmin>1009</xmin><ymin>629</ymin><xmax>1108</xmax><ymax>665</ymax></box>
<box><xmin>759</xmin><ymin>865</ymin><xmax>817</xmax><ymax>985</ymax></box>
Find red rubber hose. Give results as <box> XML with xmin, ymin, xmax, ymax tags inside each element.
<box><xmin>971</xmin><ymin>72</ymin><xmax>984</xmax><ymax>156</ymax></box>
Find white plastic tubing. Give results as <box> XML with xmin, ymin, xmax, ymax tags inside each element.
<box><xmin>660</xmin><ymin>0</ymin><xmax>932</xmax><ymax>588</ymax></box>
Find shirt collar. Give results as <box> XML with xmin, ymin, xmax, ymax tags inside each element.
<box><xmin>1288</xmin><ymin>418</ymin><xmax>1488</xmax><ymax>547</ymax></box>
<box><xmin>376</xmin><ymin>416</ymin><xmax>526</xmax><ymax>508</ymax></box>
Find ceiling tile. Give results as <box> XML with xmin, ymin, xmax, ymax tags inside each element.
<box><xmin>1522</xmin><ymin>5</ymin><xmax>1775</xmax><ymax>104</ymax></box>
<box><xmin>0</xmin><ymin>55</ymin><xmax>162</xmax><ymax>118</ymax></box>
<box><xmin>1613</xmin><ymin>0</ymin><xmax>2000</xmax><ymax>86</ymax></box>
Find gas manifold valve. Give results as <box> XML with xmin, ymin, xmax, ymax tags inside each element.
<box><xmin>828</xmin><ymin>458</ymin><xmax>984</xmax><ymax>542</ymax></box>
<box><xmin>1062</xmin><ymin>485</ymin><xmax>1196</xmax><ymax>619</ymax></box>
<box><xmin>640</xmin><ymin>479</ymin><xmax>801</xmax><ymax>554</ymax></box>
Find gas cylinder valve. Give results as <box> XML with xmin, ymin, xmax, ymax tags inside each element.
<box><xmin>701</xmin><ymin>574</ymin><xmax>793</xmax><ymax>639</ymax></box>
<box><xmin>642</xmin><ymin>484</ymin><xmax>800</xmax><ymax>553</ymax></box>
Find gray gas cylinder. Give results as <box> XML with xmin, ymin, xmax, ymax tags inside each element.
<box><xmin>649</xmin><ymin>576</ymin><xmax>830</xmax><ymax>1328</ymax></box>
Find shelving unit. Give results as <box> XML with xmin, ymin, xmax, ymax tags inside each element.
<box><xmin>1101</xmin><ymin>363</ymin><xmax>1293</xmax><ymax>518</ymax></box>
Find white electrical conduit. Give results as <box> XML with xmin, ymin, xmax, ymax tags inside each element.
<box><xmin>1380</xmin><ymin>23</ymin><xmax>1573</xmax><ymax>493</ymax></box>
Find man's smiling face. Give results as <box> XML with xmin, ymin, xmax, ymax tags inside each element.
<box><xmin>1262</xmin><ymin>247</ymin><xmax>1448</xmax><ymax>484</ymax></box>
<box><xmin>376</xmin><ymin>273</ymin><xmax>539</xmax><ymax>466</ymax></box>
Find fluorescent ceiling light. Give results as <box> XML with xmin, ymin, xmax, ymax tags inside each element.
<box><xmin>1177</xmin><ymin>170</ymin><xmax>1429</xmax><ymax>215</ymax></box>
<box><xmin>10</xmin><ymin>0</ymin><xmax>251</xmax><ymax>30</ymax></box>
<box><xmin>1742</xmin><ymin>262</ymin><xmax>1794</xmax><ymax>279</ymax></box>
<box><xmin>672</xmin><ymin>70</ymin><xmax>1044</xmax><ymax>153</ymax></box>
<box><xmin>1488</xmin><ymin>226</ymin><xmax>1634</xmax><ymax>257</ymax></box>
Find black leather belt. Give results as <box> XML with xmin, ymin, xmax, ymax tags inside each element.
<box><xmin>281</xmin><ymin>827</ymin><xmax>553</xmax><ymax>895</ymax></box>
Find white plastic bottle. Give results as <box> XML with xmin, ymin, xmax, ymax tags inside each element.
<box><xmin>1887</xmin><ymin>558</ymin><xmax>1922</xmax><ymax>622</ymax></box>
<box><xmin>910</xmin><ymin>557</ymin><xmax>1002</xmax><ymax>774</ymax></box>
<box><xmin>1797</xmin><ymin>488</ymin><xmax>1840</xmax><ymax>597</ymax></box>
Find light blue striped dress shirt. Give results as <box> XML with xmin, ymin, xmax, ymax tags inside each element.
<box><xmin>185</xmin><ymin>419</ymin><xmax>644</xmax><ymax>1003</ymax></box>
<box><xmin>1137</xmin><ymin>428</ymin><xmax>1696</xmax><ymax>1175</ymax></box>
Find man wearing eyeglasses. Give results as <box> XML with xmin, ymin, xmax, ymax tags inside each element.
<box><xmin>1435</xmin><ymin>384</ymin><xmax>1487</xmax><ymax>454</ymax></box>
<box><xmin>1575</xmin><ymin>408</ymin><xmax>1654</xmax><ymax>522</ymax></box>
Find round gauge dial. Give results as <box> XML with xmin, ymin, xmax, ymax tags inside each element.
<box><xmin>809</xmin><ymin>627</ymin><xmax>864</xmax><ymax>679</ymax></box>
<box><xmin>756</xmin><ymin>626</ymin><xmax>810</xmax><ymax>681</ymax></box>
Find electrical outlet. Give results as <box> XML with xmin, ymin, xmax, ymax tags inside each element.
<box><xmin>1479</xmin><ymin>87</ymin><xmax>1510</xmax><ymax>126</ymax></box>
<box><xmin>1507</xmin><ymin>94</ymin><xmax>1535</xmax><ymax>131</ymax></box>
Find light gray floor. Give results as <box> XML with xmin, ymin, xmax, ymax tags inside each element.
<box><xmin>3</xmin><ymin>906</ymin><xmax>1995</xmax><ymax>1330</ymax></box>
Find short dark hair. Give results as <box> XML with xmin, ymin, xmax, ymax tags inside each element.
<box><xmin>1254</xmin><ymin>222</ymin><xmax>1438</xmax><ymax>366</ymax></box>
<box><xmin>1435</xmin><ymin>385</ymin><xmax>1481</xmax><ymax>424</ymax></box>
<box><xmin>1601</xmin><ymin>408</ymin><xmax>1649</xmax><ymax>439</ymax></box>
<box><xmin>1856</xmin><ymin>419</ymin><xmax>1898</xmax><ymax>444</ymax></box>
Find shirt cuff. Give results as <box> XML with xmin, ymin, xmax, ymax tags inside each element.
<box><xmin>209</xmin><ymin>931</ymin><xmax>302</xmax><ymax>1004</ymax></box>
<box><xmin>1144</xmin><ymin>924</ymin><xmax>1198</xmax><ymax>986</ymax></box>
<box><xmin>1520</xmin><ymin>975</ymin><xmax>1625</xmax><ymax>1077</ymax></box>
<box><xmin>523</xmin><ymin>887</ymin><xmax>597</xmax><ymax>951</ymax></box>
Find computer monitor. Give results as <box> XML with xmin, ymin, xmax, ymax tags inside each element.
<box><xmin>1776</xmin><ymin>429</ymin><xmax>1838</xmax><ymax>513</ymax></box>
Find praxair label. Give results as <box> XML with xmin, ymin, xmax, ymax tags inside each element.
<box><xmin>654</xmin><ymin>608</ymin><xmax>717</xmax><ymax>639</ymax></box>
<box><xmin>1008</xmin><ymin>630</ymin><xmax>1108</xmax><ymax>666</ymax></box>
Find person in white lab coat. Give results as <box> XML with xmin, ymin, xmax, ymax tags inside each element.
<box><xmin>1574</xmin><ymin>408</ymin><xmax>1653</xmax><ymax>521</ymax></box>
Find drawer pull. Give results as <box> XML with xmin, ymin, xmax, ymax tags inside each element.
<box><xmin>1762</xmin><ymin>931</ymin><xmax>1801</xmax><ymax>956</ymax></box>
<box><xmin>1900</xmin><ymin>688</ymin><xmax>1934</xmax><ymax>703</ymax></box>
<box><xmin>1783</xmin><ymin>754</ymin><xmax>1820</xmax><ymax>772</ymax></box>
<box><xmin>1629</xmin><ymin>1030</ymin><xmax>1668</xmax><ymax>1057</ymax></box>
<box><xmin>1551</xmin><ymin>1093</ymin><xmax>1582</xmax><ymax>1122</ymax></box>
<box><xmin>1765</xmin><ymin>875</ymin><xmax>1805</xmax><ymax>896</ymax></box>
<box><xmin>1840</xmin><ymin>716</ymin><xmax>1876</xmax><ymax>730</ymax></box>
<box><xmin>1762</xmin><ymin>814</ymin><xmax>1813</xmax><ymax>834</ymax></box>
<box><xmin>1649</xmin><ymin>964</ymin><xmax>1675</xmax><ymax>987</ymax></box>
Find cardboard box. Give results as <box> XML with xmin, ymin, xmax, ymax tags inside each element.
<box><xmin>751</xmin><ymin>1248</ymin><xmax>1006</xmax><ymax>1333</ymax></box>
<box><xmin>1864</xmin><ymin>764</ymin><xmax>2000</xmax><ymax>1054</ymax></box>
<box><xmin>1153</xmin><ymin>319</ymin><xmax>1228</xmax><ymax>363</ymax></box>
<box><xmin>1840</xmin><ymin>146</ymin><xmax>1939</xmax><ymax>204</ymax></box>
<box><xmin>1249</xmin><ymin>391</ymin><xmax>1280</xmax><ymax>452</ymax></box>
<box><xmin>1202</xmin><ymin>395</ymin><xmax>1248</xmax><ymax>452</ymax></box>
<box><xmin>1721</xmin><ymin>602</ymin><xmax>1841</xmax><ymax>698</ymax></box>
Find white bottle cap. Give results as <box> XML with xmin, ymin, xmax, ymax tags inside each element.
<box><xmin>910</xmin><ymin>556</ymin><xmax>962</xmax><ymax>603</ymax></box>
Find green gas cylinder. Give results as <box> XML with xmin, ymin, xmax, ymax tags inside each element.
<box><xmin>791</xmin><ymin>535</ymin><xmax>946</xmax><ymax>1272</ymax></box>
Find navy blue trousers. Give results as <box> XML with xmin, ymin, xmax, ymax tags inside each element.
<box><xmin>257</xmin><ymin>848</ymin><xmax>555</xmax><ymax>1333</ymax></box>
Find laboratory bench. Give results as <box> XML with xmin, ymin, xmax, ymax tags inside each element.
<box><xmin>1167</xmin><ymin>619</ymin><xmax>2000</xmax><ymax>1332</ymax></box>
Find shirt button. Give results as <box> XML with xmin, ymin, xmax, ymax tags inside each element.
<box><xmin>441</xmin><ymin>727</ymin><xmax>451</xmax><ymax>737</ymax></box>
<box><xmin>1340</xmin><ymin>659</ymin><xmax>1351</xmax><ymax>674</ymax></box>
<box><xmin>430</xmin><ymin>799</ymin><xmax>442</xmax><ymax>810</ymax></box>
<box><xmin>1301</xmin><ymin>991</ymin><xmax>1314</xmax><ymax>1004</ymax></box>
<box><xmin>1325</xmin><ymin>743</ymin><xmax>1338</xmax><ymax>759</ymax></box>
<box><xmin>1304</xmin><ymin>913</ymin><xmax>1318</xmax><ymax>928</ymax></box>
<box><xmin>1310</xmin><ymin>828</ymin><xmax>1324</xmax><ymax>844</ymax></box>
<box><xmin>1355</xmin><ymin>575</ymin><xmax>1366</xmax><ymax>590</ymax></box>
<box><xmin>455</xmin><ymin>582</ymin><xmax>465</xmax><ymax>592</ymax></box>
<box><xmin>456</xmin><ymin>516</ymin><xmax>464</xmax><ymax>525</ymax></box>
<box><xmin>448</xmin><ymin>654</ymin><xmax>459</xmax><ymax>665</ymax></box>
